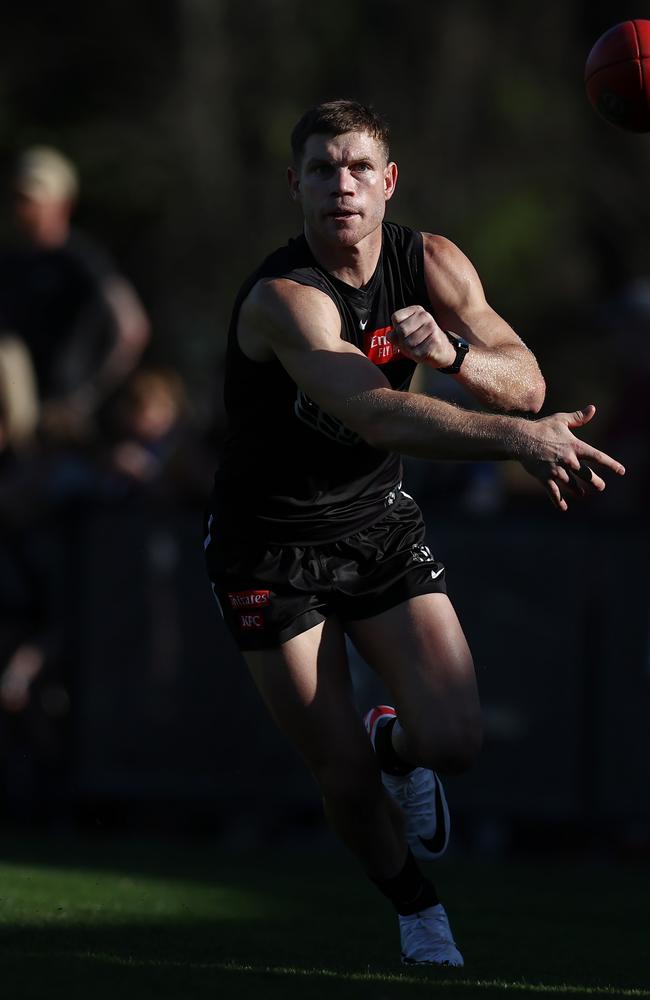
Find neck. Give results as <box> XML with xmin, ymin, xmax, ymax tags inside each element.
<box><xmin>304</xmin><ymin>223</ymin><xmax>383</xmax><ymax>288</ymax></box>
<box><xmin>34</xmin><ymin>216</ymin><xmax>70</xmax><ymax>248</ymax></box>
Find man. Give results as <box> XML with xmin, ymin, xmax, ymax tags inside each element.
<box><xmin>0</xmin><ymin>146</ymin><xmax>150</xmax><ymax>441</ymax></box>
<box><xmin>204</xmin><ymin>100</ymin><xmax>624</xmax><ymax>967</ymax></box>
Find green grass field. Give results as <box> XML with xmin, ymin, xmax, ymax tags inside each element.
<box><xmin>0</xmin><ymin>834</ymin><xmax>648</xmax><ymax>999</ymax></box>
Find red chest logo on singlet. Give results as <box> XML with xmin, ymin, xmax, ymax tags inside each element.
<box><xmin>364</xmin><ymin>326</ymin><xmax>401</xmax><ymax>365</ymax></box>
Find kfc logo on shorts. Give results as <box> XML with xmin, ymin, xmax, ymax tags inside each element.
<box><xmin>227</xmin><ymin>590</ymin><xmax>271</xmax><ymax>610</ymax></box>
<box><xmin>239</xmin><ymin>613</ymin><xmax>265</xmax><ymax>630</ymax></box>
<box><xmin>364</xmin><ymin>326</ymin><xmax>401</xmax><ymax>365</ymax></box>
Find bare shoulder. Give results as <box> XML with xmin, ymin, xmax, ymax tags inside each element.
<box><xmin>421</xmin><ymin>232</ymin><xmax>527</xmax><ymax>352</ymax></box>
<box><xmin>238</xmin><ymin>277</ymin><xmax>341</xmax><ymax>362</ymax></box>
<box><xmin>421</xmin><ymin>232</ymin><xmax>484</xmax><ymax>310</ymax></box>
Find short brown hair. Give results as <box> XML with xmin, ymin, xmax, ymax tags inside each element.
<box><xmin>290</xmin><ymin>99</ymin><xmax>390</xmax><ymax>165</ymax></box>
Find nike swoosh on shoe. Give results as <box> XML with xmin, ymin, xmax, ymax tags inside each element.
<box><xmin>416</xmin><ymin>774</ymin><xmax>448</xmax><ymax>857</ymax></box>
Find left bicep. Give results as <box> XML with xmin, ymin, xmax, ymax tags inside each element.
<box><xmin>421</xmin><ymin>232</ymin><xmax>524</xmax><ymax>350</ymax></box>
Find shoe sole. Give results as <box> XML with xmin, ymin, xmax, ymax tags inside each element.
<box><xmin>401</xmin><ymin>955</ymin><xmax>463</xmax><ymax>968</ymax></box>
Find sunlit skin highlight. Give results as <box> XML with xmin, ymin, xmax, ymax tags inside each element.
<box><xmin>288</xmin><ymin>131</ymin><xmax>397</xmax><ymax>288</ymax></box>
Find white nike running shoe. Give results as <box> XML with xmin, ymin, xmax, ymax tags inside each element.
<box><xmin>399</xmin><ymin>903</ymin><xmax>464</xmax><ymax>967</ymax></box>
<box><xmin>364</xmin><ymin>705</ymin><xmax>450</xmax><ymax>861</ymax></box>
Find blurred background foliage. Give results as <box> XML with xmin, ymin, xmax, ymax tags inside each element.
<box><xmin>0</xmin><ymin>0</ymin><xmax>649</xmax><ymax>419</ymax></box>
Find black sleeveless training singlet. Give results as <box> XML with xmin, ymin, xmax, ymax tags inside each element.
<box><xmin>211</xmin><ymin>222</ymin><xmax>433</xmax><ymax>544</ymax></box>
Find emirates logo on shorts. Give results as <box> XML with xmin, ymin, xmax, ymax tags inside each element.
<box><xmin>364</xmin><ymin>326</ymin><xmax>401</xmax><ymax>365</ymax></box>
<box><xmin>227</xmin><ymin>590</ymin><xmax>271</xmax><ymax>609</ymax></box>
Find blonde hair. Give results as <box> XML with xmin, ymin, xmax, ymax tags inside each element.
<box><xmin>14</xmin><ymin>146</ymin><xmax>79</xmax><ymax>203</ymax></box>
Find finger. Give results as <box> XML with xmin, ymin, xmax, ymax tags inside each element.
<box><xmin>566</xmin><ymin>404</ymin><xmax>596</xmax><ymax>430</ymax></box>
<box><xmin>575</xmin><ymin>463</ymin><xmax>606</xmax><ymax>492</ymax></box>
<box><xmin>395</xmin><ymin>315</ymin><xmax>430</xmax><ymax>342</ymax></box>
<box><xmin>388</xmin><ymin>324</ymin><xmax>426</xmax><ymax>350</ymax></box>
<box><xmin>394</xmin><ymin>337</ymin><xmax>438</xmax><ymax>366</ymax></box>
<box><xmin>394</xmin><ymin>308</ymin><xmax>434</xmax><ymax>341</ymax></box>
<box><xmin>563</xmin><ymin>453</ymin><xmax>582</xmax><ymax>473</ymax></box>
<box><xmin>553</xmin><ymin>466</ymin><xmax>586</xmax><ymax>499</ymax></box>
<box><xmin>578</xmin><ymin>445</ymin><xmax>626</xmax><ymax>476</ymax></box>
<box><xmin>392</xmin><ymin>305</ymin><xmax>422</xmax><ymax>325</ymax></box>
<box><xmin>554</xmin><ymin>466</ymin><xmax>571</xmax><ymax>485</ymax></box>
<box><xmin>564</xmin><ymin>474</ymin><xmax>587</xmax><ymax>499</ymax></box>
<box><xmin>546</xmin><ymin>479</ymin><xmax>568</xmax><ymax>512</ymax></box>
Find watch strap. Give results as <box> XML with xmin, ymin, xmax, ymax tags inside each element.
<box><xmin>438</xmin><ymin>331</ymin><xmax>469</xmax><ymax>374</ymax></box>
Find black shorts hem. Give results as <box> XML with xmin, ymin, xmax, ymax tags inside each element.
<box><xmin>340</xmin><ymin>572</ymin><xmax>447</xmax><ymax>623</ymax></box>
<box><xmin>236</xmin><ymin>607</ymin><xmax>327</xmax><ymax>652</ymax></box>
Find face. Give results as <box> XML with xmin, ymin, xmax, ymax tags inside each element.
<box><xmin>13</xmin><ymin>192</ymin><xmax>69</xmax><ymax>245</ymax></box>
<box><xmin>288</xmin><ymin>130</ymin><xmax>398</xmax><ymax>248</ymax></box>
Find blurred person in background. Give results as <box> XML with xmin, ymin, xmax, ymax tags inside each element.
<box><xmin>100</xmin><ymin>366</ymin><xmax>214</xmax><ymax>505</ymax></box>
<box><xmin>0</xmin><ymin>334</ymin><xmax>69</xmax><ymax>824</ymax></box>
<box><xmin>0</xmin><ymin>145</ymin><xmax>150</xmax><ymax>445</ymax></box>
<box><xmin>0</xmin><ymin>147</ymin><xmax>149</xmax><ymax>824</ymax></box>
<box><xmin>204</xmin><ymin>100</ymin><xmax>624</xmax><ymax>969</ymax></box>
<box><xmin>0</xmin><ymin>334</ymin><xmax>39</xmax><ymax>459</ymax></box>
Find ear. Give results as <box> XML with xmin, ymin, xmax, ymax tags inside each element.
<box><xmin>287</xmin><ymin>166</ymin><xmax>301</xmax><ymax>201</ymax></box>
<box><xmin>384</xmin><ymin>161</ymin><xmax>398</xmax><ymax>202</ymax></box>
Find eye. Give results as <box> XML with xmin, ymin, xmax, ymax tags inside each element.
<box><xmin>310</xmin><ymin>163</ymin><xmax>333</xmax><ymax>176</ymax></box>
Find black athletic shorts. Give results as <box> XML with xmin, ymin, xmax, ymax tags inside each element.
<box><xmin>204</xmin><ymin>489</ymin><xmax>446</xmax><ymax>651</ymax></box>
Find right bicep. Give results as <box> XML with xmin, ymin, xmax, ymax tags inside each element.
<box><xmin>243</xmin><ymin>279</ymin><xmax>392</xmax><ymax>434</ymax></box>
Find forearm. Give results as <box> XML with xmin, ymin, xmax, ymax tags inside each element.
<box><xmin>446</xmin><ymin>342</ymin><xmax>546</xmax><ymax>414</ymax></box>
<box><xmin>349</xmin><ymin>387</ymin><xmax>530</xmax><ymax>461</ymax></box>
<box><xmin>99</xmin><ymin>277</ymin><xmax>151</xmax><ymax>387</ymax></box>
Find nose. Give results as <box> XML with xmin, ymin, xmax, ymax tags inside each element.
<box><xmin>332</xmin><ymin>166</ymin><xmax>355</xmax><ymax>195</ymax></box>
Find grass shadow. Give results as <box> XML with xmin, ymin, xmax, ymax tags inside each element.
<box><xmin>0</xmin><ymin>836</ymin><xmax>648</xmax><ymax>998</ymax></box>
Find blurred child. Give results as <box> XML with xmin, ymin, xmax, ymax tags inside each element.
<box><xmin>104</xmin><ymin>366</ymin><xmax>212</xmax><ymax>504</ymax></box>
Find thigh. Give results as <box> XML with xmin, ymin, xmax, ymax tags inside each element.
<box><xmin>346</xmin><ymin>592</ymin><xmax>480</xmax><ymax>744</ymax></box>
<box><xmin>244</xmin><ymin>616</ymin><xmax>375</xmax><ymax>773</ymax></box>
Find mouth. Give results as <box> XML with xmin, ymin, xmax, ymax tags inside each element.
<box><xmin>327</xmin><ymin>208</ymin><xmax>359</xmax><ymax>222</ymax></box>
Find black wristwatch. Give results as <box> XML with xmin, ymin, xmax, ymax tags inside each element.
<box><xmin>437</xmin><ymin>331</ymin><xmax>469</xmax><ymax>374</ymax></box>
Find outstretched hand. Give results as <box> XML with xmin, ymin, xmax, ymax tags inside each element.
<box><xmin>521</xmin><ymin>405</ymin><xmax>625</xmax><ymax>511</ymax></box>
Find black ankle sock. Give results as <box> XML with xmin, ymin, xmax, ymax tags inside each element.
<box><xmin>372</xmin><ymin>849</ymin><xmax>439</xmax><ymax>916</ymax></box>
<box><xmin>375</xmin><ymin>717</ymin><xmax>415</xmax><ymax>776</ymax></box>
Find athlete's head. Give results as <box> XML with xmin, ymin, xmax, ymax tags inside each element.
<box><xmin>288</xmin><ymin>100</ymin><xmax>397</xmax><ymax>251</ymax></box>
<box><xmin>290</xmin><ymin>100</ymin><xmax>390</xmax><ymax>167</ymax></box>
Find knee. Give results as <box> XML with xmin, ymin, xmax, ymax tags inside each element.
<box><xmin>409</xmin><ymin>714</ymin><xmax>483</xmax><ymax>775</ymax></box>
